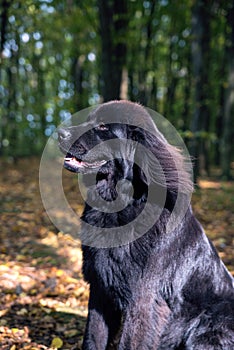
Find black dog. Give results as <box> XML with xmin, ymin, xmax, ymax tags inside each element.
<box><xmin>58</xmin><ymin>101</ymin><xmax>234</xmax><ymax>349</ymax></box>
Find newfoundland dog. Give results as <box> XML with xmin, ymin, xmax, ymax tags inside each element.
<box><xmin>58</xmin><ymin>101</ymin><xmax>234</xmax><ymax>349</ymax></box>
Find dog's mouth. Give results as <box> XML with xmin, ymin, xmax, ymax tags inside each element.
<box><xmin>63</xmin><ymin>152</ymin><xmax>107</xmax><ymax>173</ymax></box>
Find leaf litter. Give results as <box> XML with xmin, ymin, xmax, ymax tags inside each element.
<box><xmin>0</xmin><ymin>158</ymin><xmax>233</xmax><ymax>349</ymax></box>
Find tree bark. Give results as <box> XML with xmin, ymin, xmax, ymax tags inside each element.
<box><xmin>0</xmin><ymin>0</ymin><xmax>12</xmax><ymax>156</ymax></box>
<box><xmin>221</xmin><ymin>2</ymin><xmax>234</xmax><ymax>179</ymax></box>
<box><xmin>98</xmin><ymin>0</ymin><xmax>128</xmax><ymax>101</ymax></box>
<box><xmin>0</xmin><ymin>0</ymin><xmax>12</xmax><ymax>56</ymax></box>
<box><xmin>190</xmin><ymin>0</ymin><xmax>212</xmax><ymax>180</ymax></box>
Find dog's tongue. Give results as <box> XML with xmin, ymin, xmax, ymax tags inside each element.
<box><xmin>65</xmin><ymin>156</ymin><xmax>84</xmax><ymax>167</ymax></box>
<box><xmin>64</xmin><ymin>157</ymin><xmax>106</xmax><ymax>169</ymax></box>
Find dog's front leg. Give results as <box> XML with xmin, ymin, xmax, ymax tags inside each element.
<box><xmin>82</xmin><ymin>287</ymin><xmax>122</xmax><ymax>350</ymax></box>
<box><xmin>118</xmin><ymin>296</ymin><xmax>170</xmax><ymax>350</ymax></box>
<box><xmin>82</xmin><ymin>307</ymin><xmax>109</xmax><ymax>350</ymax></box>
<box><xmin>82</xmin><ymin>287</ymin><xmax>109</xmax><ymax>350</ymax></box>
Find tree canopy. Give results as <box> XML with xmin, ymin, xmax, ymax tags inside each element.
<box><xmin>0</xmin><ymin>0</ymin><xmax>233</xmax><ymax>178</ymax></box>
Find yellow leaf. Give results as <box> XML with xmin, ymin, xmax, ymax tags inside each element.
<box><xmin>51</xmin><ymin>337</ymin><xmax>63</xmax><ymax>349</ymax></box>
<box><xmin>11</xmin><ymin>328</ymin><xmax>19</xmax><ymax>334</ymax></box>
<box><xmin>56</xmin><ymin>269</ymin><xmax>64</xmax><ymax>277</ymax></box>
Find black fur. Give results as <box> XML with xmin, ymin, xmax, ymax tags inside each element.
<box><xmin>58</xmin><ymin>101</ymin><xmax>234</xmax><ymax>349</ymax></box>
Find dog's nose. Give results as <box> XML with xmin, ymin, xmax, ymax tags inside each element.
<box><xmin>58</xmin><ymin>128</ymin><xmax>71</xmax><ymax>140</ymax></box>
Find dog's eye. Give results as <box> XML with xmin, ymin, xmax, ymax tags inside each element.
<box><xmin>97</xmin><ymin>123</ymin><xmax>108</xmax><ymax>131</ymax></box>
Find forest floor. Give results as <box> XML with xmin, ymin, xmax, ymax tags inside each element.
<box><xmin>0</xmin><ymin>157</ymin><xmax>234</xmax><ymax>350</ymax></box>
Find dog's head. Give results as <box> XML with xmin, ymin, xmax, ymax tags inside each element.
<box><xmin>58</xmin><ymin>101</ymin><xmax>193</xmax><ymax>205</ymax></box>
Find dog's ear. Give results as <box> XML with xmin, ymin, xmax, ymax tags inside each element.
<box><xmin>129</xmin><ymin>126</ymin><xmax>193</xmax><ymax>195</ymax></box>
<box><xmin>128</xmin><ymin>126</ymin><xmax>151</xmax><ymax>186</ymax></box>
<box><xmin>131</xmin><ymin>127</ymin><xmax>167</xmax><ymax>189</ymax></box>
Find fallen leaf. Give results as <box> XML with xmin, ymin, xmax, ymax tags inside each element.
<box><xmin>51</xmin><ymin>336</ymin><xmax>63</xmax><ymax>348</ymax></box>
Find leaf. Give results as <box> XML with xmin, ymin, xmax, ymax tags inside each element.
<box><xmin>56</xmin><ymin>269</ymin><xmax>64</xmax><ymax>277</ymax></box>
<box><xmin>51</xmin><ymin>336</ymin><xmax>63</xmax><ymax>349</ymax></box>
<box><xmin>64</xmin><ymin>329</ymin><xmax>79</xmax><ymax>337</ymax></box>
<box><xmin>11</xmin><ymin>328</ymin><xmax>19</xmax><ymax>334</ymax></box>
<box><xmin>16</xmin><ymin>308</ymin><xmax>28</xmax><ymax>316</ymax></box>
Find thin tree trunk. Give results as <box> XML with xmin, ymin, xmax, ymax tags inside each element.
<box><xmin>164</xmin><ymin>19</ymin><xmax>177</xmax><ymax>120</ymax></box>
<box><xmin>0</xmin><ymin>0</ymin><xmax>11</xmax><ymax>56</ymax></box>
<box><xmin>137</xmin><ymin>1</ymin><xmax>156</xmax><ymax>106</ymax></box>
<box><xmin>190</xmin><ymin>0</ymin><xmax>211</xmax><ymax>180</ymax></box>
<box><xmin>71</xmin><ymin>56</ymin><xmax>87</xmax><ymax>110</ymax></box>
<box><xmin>0</xmin><ymin>0</ymin><xmax>12</xmax><ymax>156</ymax></box>
<box><xmin>182</xmin><ymin>52</ymin><xmax>192</xmax><ymax>132</ymax></box>
<box><xmin>221</xmin><ymin>2</ymin><xmax>234</xmax><ymax>179</ymax></box>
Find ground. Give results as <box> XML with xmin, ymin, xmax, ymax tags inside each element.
<box><xmin>0</xmin><ymin>158</ymin><xmax>234</xmax><ymax>350</ymax></box>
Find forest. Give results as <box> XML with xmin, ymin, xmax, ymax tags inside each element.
<box><xmin>0</xmin><ymin>0</ymin><xmax>234</xmax><ymax>178</ymax></box>
<box><xmin>0</xmin><ymin>0</ymin><xmax>234</xmax><ymax>349</ymax></box>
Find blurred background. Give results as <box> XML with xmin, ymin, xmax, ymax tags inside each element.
<box><xmin>0</xmin><ymin>0</ymin><xmax>234</xmax><ymax>179</ymax></box>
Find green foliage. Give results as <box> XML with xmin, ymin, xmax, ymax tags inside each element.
<box><xmin>0</xmin><ymin>0</ymin><xmax>98</xmax><ymax>156</ymax></box>
<box><xmin>0</xmin><ymin>0</ymin><xmax>233</xmax><ymax>178</ymax></box>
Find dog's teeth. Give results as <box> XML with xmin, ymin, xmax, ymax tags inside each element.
<box><xmin>65</xmin><ymin>157</ymin><xmax>72</xmax><ymax>161</ymax></box>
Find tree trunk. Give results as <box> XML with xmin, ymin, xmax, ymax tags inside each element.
<box><xmin>190</xmin><ymin>0</ymin><xmax>212</xmax><ymax>180</ymax></box>
<box><xmin>0</xmin><ymin>0</ymin><xmax>11</xmax><ymax>56</ymax></box>
<box><xmin>71</xmin><ymin>56</ymin><xmax>87</xmax><ymax>110</ymax></box>
<box><xmin>182</xmin><ymin>53</ymin><xmax>192</xmax><ymax>132</ymax></box>
<box><xmin>221</xmin><ymin>2</ymin><xmax>234</xmax><ymax>179</ymax></box>
<box><xmin>0</xmin><ymin>0</ymin><xmax>12</xmax><ymax>156</ymax></box>
<box><xmin>97</xmin><ymin>0</ymin><xmax>128</xmax><ymax>101</ymax></box>
<box><xmin>164</xmin><ymin>24</ymin><xmax>177</xmax><ymax>120</ymax></box>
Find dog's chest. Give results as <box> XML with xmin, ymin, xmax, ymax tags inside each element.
<box><xmin>83</xmin><ymin>247</ymin><xmax>143</xmax><ymax>303</ymax></box>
